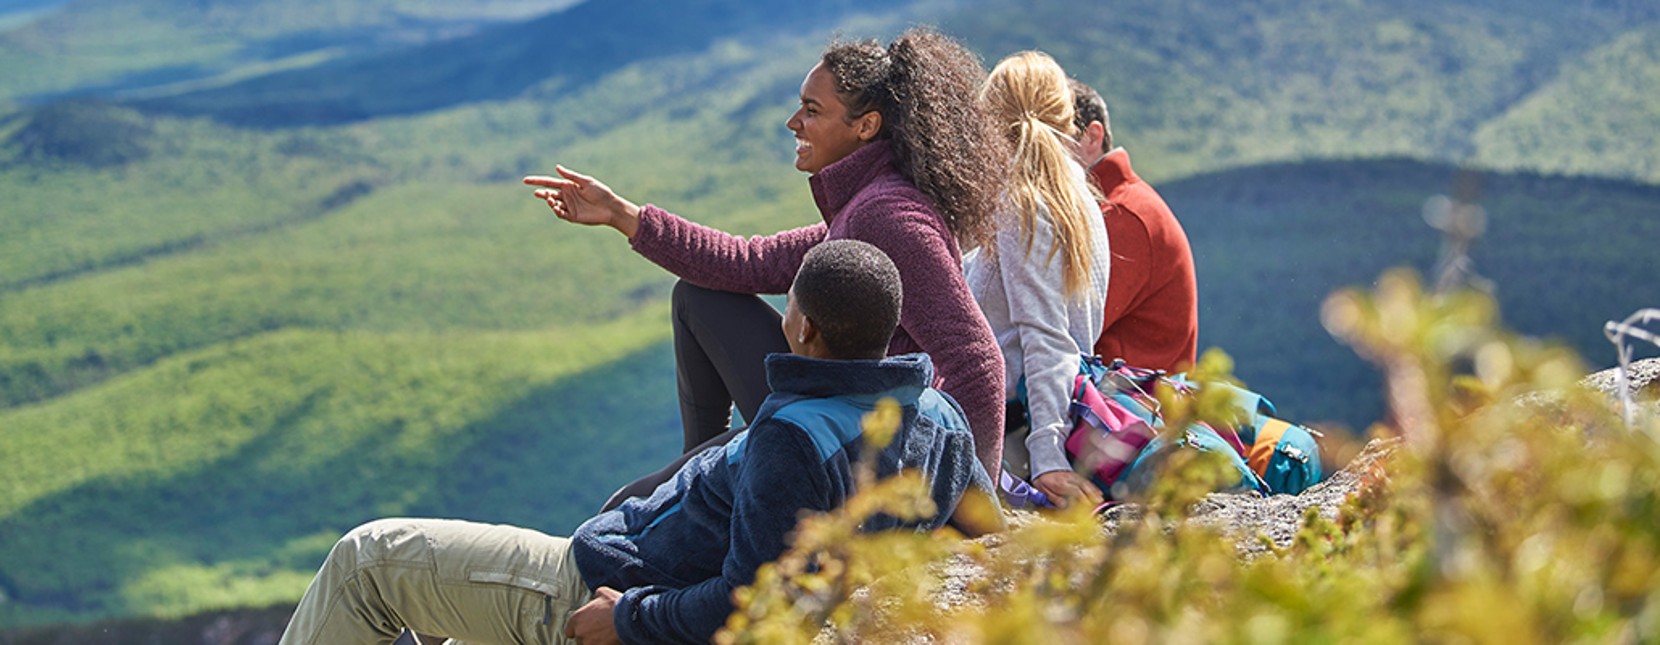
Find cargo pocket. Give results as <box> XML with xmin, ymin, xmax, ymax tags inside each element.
<box><xmin>467</xmin><ymin>571</ymin><xmax>560</xmax><ymax>626</ymax></box>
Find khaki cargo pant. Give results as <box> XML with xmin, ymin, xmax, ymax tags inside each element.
<box><xmin>279</xmin><ymin>518</ymin><xmax>593</xmax><ymax>645</ymax></box>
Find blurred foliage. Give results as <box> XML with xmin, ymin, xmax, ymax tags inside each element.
<box><xmin>724</xmin><ymin>270</ymin><xmax>1660</xmax><ymax>643</ymax></box>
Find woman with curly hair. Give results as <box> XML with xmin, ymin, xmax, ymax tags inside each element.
<box><xmin>526</xmin><ymin>27</ymin><xmax>1010</xmax><ymax>500</ymax></box>
<box><xmin>968</xmin><ymin>51</ymin><xmax>1111</xmax><ymax>509</ymax></box>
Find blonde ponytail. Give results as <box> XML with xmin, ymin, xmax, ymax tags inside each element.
<box><xmin>981</xmin><ymin>51</ymin><xmax>1101</xmax><ymax>299</ymax></box>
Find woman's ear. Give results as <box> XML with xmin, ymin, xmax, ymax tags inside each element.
<box><xmin>855</xmin><ymin>110</ymin><xmax>883</xmax><ymax>142</ymax></box>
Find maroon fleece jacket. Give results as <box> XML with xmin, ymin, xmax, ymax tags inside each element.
<box><xmin>629</xmin><ymin>142</ymin><xmax>1006</xmax><ymax>478</ymax></box>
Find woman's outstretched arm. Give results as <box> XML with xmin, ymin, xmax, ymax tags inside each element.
<box><xmin>524</xmin><ymin>166</ymin><xmax>641</xmax><ymax>238</ymax></box>
<box><xmin>526</xmin><ymin>166</ymin><xmax>824</xmax><ymax>295</ymax></box>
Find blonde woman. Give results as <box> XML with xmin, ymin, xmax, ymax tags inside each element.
<box><xmin>968</xmin><ymin>51</ymin><xmax>1111</xmax><ymax>508</ymax></box>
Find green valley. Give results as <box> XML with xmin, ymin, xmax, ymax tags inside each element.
<box><xmin>1</xmin><ymin>0</ymin><xmax>1657</xmax><ymax>633</ymax></box>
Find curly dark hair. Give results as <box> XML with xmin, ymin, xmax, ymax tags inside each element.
<box><xmin>821</xmin><ymin>28</ymin><xmax>1007</xmax><ymax>249</ymax></box>
<box><xmin>793</xmin><ymin>239</ymin><xmax>903</xmax><ymax>359</ymax></box>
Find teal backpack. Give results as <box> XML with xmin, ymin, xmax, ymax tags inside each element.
<box><xmin>1090</xmin><ymin>360</ymin><xmax>1324</xmax><ymax>498</ymax></box>
<box><xmin>1204</xmin><ymin>382</ymin><xmax>1324</xmax><ymax>495</ymax></box>
<box><xmin>998</xmin><ymin>358</ymin><xmax>1326</xmax><ymax>509</ymax></box>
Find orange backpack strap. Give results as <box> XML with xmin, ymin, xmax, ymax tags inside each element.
<box><xmin>1247</xmin><ymin>418</ymin><xmax>1294</xmax><ymax>477</ymax></box>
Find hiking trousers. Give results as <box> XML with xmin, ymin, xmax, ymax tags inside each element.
<box><xmin>671</xmin><ymin>279</ymin><xmax>789</xmax><ymax>452</ymax></box>
<box><xmin>279</xmin><ymin>518</ymin><xmax>592</xmax><ymax>645</ymax></box>
<box><xmin>598</xmin><ymin>281</ymin><xmax>789</xmax><ymax>511</ymax></box>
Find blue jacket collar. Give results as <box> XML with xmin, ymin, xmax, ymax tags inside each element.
<box><xmin>763</xmin><ymin>352</ymin><xmax>933</xmax><ymax>403</ymax></box>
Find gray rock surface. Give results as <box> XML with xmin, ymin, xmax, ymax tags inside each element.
<box><xmin>1581</xmin><ymin>357</ymin><xmax>1660</xmax><ymax>400</ymax></box>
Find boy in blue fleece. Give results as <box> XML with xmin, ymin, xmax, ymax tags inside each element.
<box><xmin>278</xmin><ymin>239</ymin><xmax>998</xmax><ymax>645</ymax></box>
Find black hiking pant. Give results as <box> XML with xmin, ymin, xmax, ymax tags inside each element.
<box><xmin>602</xmin><ymin>280</ymin><xmax>789</xmax><ymax>511</ymax></box>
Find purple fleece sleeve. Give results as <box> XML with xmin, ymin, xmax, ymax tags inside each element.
<box><xmin>628</xmin><ymin>204</ymin><xmax>827</xmax><ymax>295</ymax></box>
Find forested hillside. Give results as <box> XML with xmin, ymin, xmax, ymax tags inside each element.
<box><xmin>946</xmin><ymin>0</ymin><xmax>1660</xmax><ymax>183</ymax></box>
<box><xmin>1472</xmin><ymin>26</ymin><xmax>1660</xmax><ymax>182</ymax></box>
<box><xmin>0</xmin><ymin>0</ymin><xmax>582</xmax><ymax>102</ymax></box>
<box><xmin>119</xmin><ymin>0</ymin><xmax>1660</xmax><ymax>184</ymax></box>
<box><xmin>1</xmin><ymin>0</ymin><xmax>1656</xmax><ymax>632</ymax></box>
<box><xmin>0</xmin><ymin>3</ymin><xmax>861</xmax><ymax>628</ymax></box>
<box><xmin>1167</xmin><ymin>160</ymin><xmax>1660</xmax><ymax>428</ymax></box>
<box><xmin>130</xmin><ymin>0</ymin><xmax>914</xmax><ymax>125</ymax></box>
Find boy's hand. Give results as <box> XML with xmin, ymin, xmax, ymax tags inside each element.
<box><xmin>565</xmin><ymin>586</ymin><xmax>623</xmax><ymax>645</ymax></box>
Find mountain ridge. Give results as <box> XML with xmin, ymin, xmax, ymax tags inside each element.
<box><xmin>130</xmin><ymin>0</ymin><xmax>914</xmax><ymax>126</ymax></box>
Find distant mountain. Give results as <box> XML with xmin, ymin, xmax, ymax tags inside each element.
<box><xmin>0</xmin><ymin>0</ymin><xmax>582</xmax><ymax>103</ymax></box>
<box><xmin>0</xmin><ymin>0</ymin><xmax>61</xmax><ymax>17</ymax></box>
<box><xmin>1165</xmin><ymin>159</ymin><xmax>1660</xmax><ymax>429</ymax></box>
<box><xmin>133</xmin><ymin>0</ymin><xmax>914</xmax><ymax>126</ymax></box>
<box><xmin>43</xmin><ymin>0</ymin><xmax>586</xmax><ymax>36</ymax></box>
<box><xmin>1473</xmin><ymin>26</ymin><xmax>1660</xmax><ymax>183</ymax></box>
<box><xmin>120</xmin><ymin>0</ymin><xmax>1660</xmax><ymax>185</ymax></box>
<box><xmin>943</xmin><ymin>0</ymin><xmax>1657</xmax><ymax>183</ymax></box>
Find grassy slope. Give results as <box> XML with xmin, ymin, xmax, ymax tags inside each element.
<box><xmin>0</xmin><ymin>31</ymin><xmax>817</xmax><ymax>409</ymax></box>
<box><xmin>0</xmin><ymin>21</ymin><xmax>836</xmax><ymax>628</ymax></box>
<box><xmin>0</xmin><ymin>311</ymin><xmax>678</xmax><ymax>625</ymax></box>
<box><xmin>0</xmin><ymin>113</ymin><xmax>387</xmax><ymax>407</ymax></box>
<box><xmin>0</xmin><ymin>107</ymin><xmax>379</xmax><ymax>291</ymax></box>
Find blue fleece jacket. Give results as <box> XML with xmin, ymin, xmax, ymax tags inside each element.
<box><xmin>570</xmin><ymin>352</ymin><xmax>996</xmax><ymax>644</ymax></box>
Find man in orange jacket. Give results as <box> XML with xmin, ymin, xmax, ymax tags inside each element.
<box><xmin>1069</xmin><ymin>79</ymin><xmax>1198</xmax><ymax>374</ymax></box>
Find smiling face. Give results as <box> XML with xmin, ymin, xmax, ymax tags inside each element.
<box><xmin>786</xmin><ymin>62</ymin><xmax>879</xmax><ymax>174</ymax></box>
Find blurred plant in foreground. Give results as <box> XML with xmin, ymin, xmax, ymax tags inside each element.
<box><xmin>721</xmin><ymin>269</ymin><xmax>1660</xmax><ymax>644</ymax></box>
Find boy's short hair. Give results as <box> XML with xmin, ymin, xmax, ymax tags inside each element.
<box><xmin>794</xmin><ymin>239</ymin><xmax>903</xmax><ymax>358</ymax></box>
<box><xmin>1068</xmin><ymin>78</ymin><xmax>1113</xmax><ymax>153</ymax></box>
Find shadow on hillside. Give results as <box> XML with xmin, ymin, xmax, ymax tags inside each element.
<box><xmin>134</xmin><ymin>1</ymin><xmax>894</xmax><ymax>127</ymax></box>
<box><xmin>409</xmin><ymin>341</ymin><xmax>683</xmax><ymax>534</ymax></box>
<box><xmin>0</xmin><ymin>340</ymin><xmax>679</xmax><ymax>624</ymax></box>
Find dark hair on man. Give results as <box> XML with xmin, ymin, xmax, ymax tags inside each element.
<box><xmin>1068</xmin><ymin>78</ymin><xmax>1113</xmax><ymax>154</ymax></box>
<box><xmin>820</xmin><ymin>28</ymin><xmax>1009</xmax><ymax>251</ymax></box>
<box><xmin>793</xmin><ymin>239</ymin><xmax>903</xmax><ymax>359</ymax></box>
